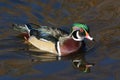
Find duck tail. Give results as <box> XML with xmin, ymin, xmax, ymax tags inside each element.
<box><xmin>12</xmin><ymin>24</ymin><xmax>32</xmax><ymax>33</ymax></box>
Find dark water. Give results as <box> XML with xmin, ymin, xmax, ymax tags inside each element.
<box><xmin>0</xmin><ymin>0</ymin><xmax>120</xmax><ymax>80</ymax></box>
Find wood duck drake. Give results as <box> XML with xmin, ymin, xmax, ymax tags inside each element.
<box><xmin>13</xmin><ymin>23</ymin><xmax>94</xmax><ymax>56</ymax></box>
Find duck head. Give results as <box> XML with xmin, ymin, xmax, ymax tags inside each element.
<box><xmin>71</xmin><ymin>23</ymin><xmax>94</xmax><ymax>41</ymax></box>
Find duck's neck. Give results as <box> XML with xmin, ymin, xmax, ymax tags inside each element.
<box><xmin>58</xmin><ymin>37</ymin><xmax>82</xmax><ymax>56</ymax></box>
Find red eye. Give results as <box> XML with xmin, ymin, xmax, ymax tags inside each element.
<box><xmin>80</xmin><ymin>29</ymin><xmax>84</xmax><ymax>32</ymax></box>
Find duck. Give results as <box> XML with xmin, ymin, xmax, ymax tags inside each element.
<box><xmin>13</xmin><ymin>23</ymin><xmax>94</xmax><ymax>56</ymax></box>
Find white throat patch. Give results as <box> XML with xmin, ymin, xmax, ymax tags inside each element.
<box><xmin>72</xmin><ymin>31</ymin><xmax>84</xmax><ymax>41</ymax></box>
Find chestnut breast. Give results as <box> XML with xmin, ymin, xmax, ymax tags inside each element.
<box><xmin>60</xmin><ymin>38</ymin><xmax>81</xmax><ymax>56</ymax></box>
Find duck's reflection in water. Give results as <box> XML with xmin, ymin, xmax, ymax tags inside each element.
<box><xmin>0</xmin><ymin>50</ymin><xmax>94</xmax><ymax>77</ymax></box>
<box><xmin>72</xmin><ymin>54</ymin><xmax>94</xmax><ymax>73</ymax></box>
<box><xmin>29</xmin><ymin>45</ymin><xmax>94</xmax><ymax>73</ymax></box>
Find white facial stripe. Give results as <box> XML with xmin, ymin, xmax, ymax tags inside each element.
<box><xmin>69</xmin><ymin>30</ymin><xmax>75</xmax><ymax>37</ymax></box>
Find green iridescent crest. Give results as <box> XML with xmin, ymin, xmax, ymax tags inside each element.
<box><xmin>72</xmin><ymin>23</ymin><xmax>89</xmax><ymax>32</ymax></box>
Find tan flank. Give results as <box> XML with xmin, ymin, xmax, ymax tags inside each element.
<box><xmin>28</xmin><ymin>36</ymin><xmax>57</xmax><ymax>54</ymax></box>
